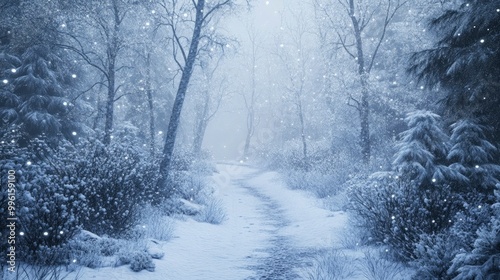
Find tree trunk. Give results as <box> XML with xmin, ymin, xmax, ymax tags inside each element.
<box><xmin>146</xmin><ymin>52</ymin><xmax>155</xmax><ymax>157</ymax></box>
<box><xmin>243</xmin><ymin>109</ymin><xmax>254</xmax><ymax>158</ymax></box>
<box><xmin>360</xmin><ymin>76</ymin><xmax>370</xmax><ymax>163</ymax></box>
<box><xmin>103</xmin><ymin>58</ymin><xmax>115</xmax><ymax>145</ymax></box>
<box><xmin>158</xmin><ymin>0</ymin><xmax>206</xmax><ymax>192</ymax></box>
<box><xmin>243</xmin><ymin>33</ymin><xmax>257</xmax><ymax>160</ymax></box>
<box><xmin>297</xmin><ymin>99</ymin><xmax>308</xmax><ymax>170</ymax></box>
<box><xmin>93</xmin><ymin>80</ymin><xmax>104</xmax><ymax>131</ymax></box>
<box><xmin>349</xmin><ymin>0</ymin><xmax>370</xmax><ymax>163</ymax></box>
<box><xmin>192</xmin><ymin>92</ymin><xmax>209</xmax><ymax>156</ymax></box>
<box><xmin>103</xmin><ymin>0</ymin><xmax>120</xmax><ymax>145</ymax></box>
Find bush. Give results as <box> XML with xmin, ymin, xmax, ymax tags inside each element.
<box><xmin>1</xmin><ymin>131</ymin><xmax>162</xmax><ymax>267</ymax></box>
<box><xmin>303</xmin><ymin>249</ymin><xmax>355</xmax><ymax>280</ymax></box>
<box><xmin>448</xmin><ymin>186</ymin><xmax>500</xmax><ymax>279</ymax></box>
<box><xmin>129</xmin><ymin>251</ymin><xmax>155</xmax><ymax>272</ymax></box>
<box><xmin>348</xmin><ymin>173</ymin><xmax>461</xmax><ymax>261</ymax></box>
<box><xmin>361</xmin><ymin>249</ymin><xmax>406</xmax><ymax>280</ymax></box>
<box><xmin>412</xmin><ymin>233</ymin><xmax>463</xmax><ymax>280</ymax></box>
<box><xmin>141</xmin><ymin>205</ymin><xmax>175</xmax><ymax>241</ymax></box>
<box><xmin>196</xmin><ymin>198</ymin><xmax>227</xmax><ymax>225</ymax></box>
<box><xmin>265</xmin><ymin>139</ymin><xmax>359</xmax><ymax>198</ymax></box>
<box><xmin>74</xmin><ymin>140</ymin><xmax>160</xmax><ymax>237</ymax></box>
<box><xmin>1</xmin><ymin>135</ymin><xmax>84</xmax><ymax>264</ymax></box>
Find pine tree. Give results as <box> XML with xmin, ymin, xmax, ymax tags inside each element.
<box><xmin>393</xmin><ymin>110</ymin><xmax>451</xmax><ymax>188</ymax></box>
<box><xmin>448</xmin><ymin>119</ymin><xmax>500</xmax><ymax>198</ymax></box>
<box><xmin>0</xmin><ymin>52</ymin><xmax>21</xmax><ymax>124</ymax></box>
<box><xmin>408</xmin><ymin>0</ymin><xmax>500</xmax><ymax>144</ymax></box>
<box><xmin>0</xmin><ymin>45</ymin><xmax>78</xmax><ymax>141</ymax></box>
<box><xmin>449</xmin><ymin>185</ymin><xmax>500</xmax><ymax>279</ymax></box>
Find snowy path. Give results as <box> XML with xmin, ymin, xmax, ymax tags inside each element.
<box><xmin>75</xmin><ymin>163</ymin><xmax>350</xmax><ymax>279</ymax></box>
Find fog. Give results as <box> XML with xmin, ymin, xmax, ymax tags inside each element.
<box><xmin>203</xmin><ymin>0</ymin><xmax>286</xmax><ymax>160</ymax></box>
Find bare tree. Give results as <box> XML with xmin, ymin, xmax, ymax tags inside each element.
<box><xmin>59</xmin><ymin>0</ymin><xmax>142</xmax><ymax>144</ymax></box>
<box><xmin>191</xmin><ymin>57</ymin><xmax>227</xmax><ymax>156</ymax></box>
<box><xmin>274</xmin><ymin>8</ymin><xmax>315</xmax><ymax>170</ymax></box>
<box><xmin>155</xmin><ymin>0</ymin><xmax>235</xmax><ymax>192</ymax></box>
<box><xmin>315</xmin><ymin>0</ymin><xmax>407</xmax><ymax>163</ymax></box>
<box><xmin>241</xmin><ymin>25</ymin><xmax>261</xmax><ymax>160</ymax></box>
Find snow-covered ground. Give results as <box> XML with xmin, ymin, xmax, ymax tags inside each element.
<box><xmin>67</xmin><ymin>163</ymin><xmax>377</xmax><ymax>279</ymax></box>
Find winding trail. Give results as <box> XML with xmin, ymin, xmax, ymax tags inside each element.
<box><xmin>200</xmin><ymin>163</ymin><xmax>349</xmax><ymax>280</ymax></box>
<box><xmin>74</xmin><ymin>163</ymin><xmax>350</xmax><ymax>279</ymax></box>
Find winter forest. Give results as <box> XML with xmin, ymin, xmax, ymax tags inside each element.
<box><xmin>1</xmin><ymin>0</ymin><xmax>500</xmax><ymax>279</ymax></box>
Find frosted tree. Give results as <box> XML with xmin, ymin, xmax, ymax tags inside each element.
<box><xmin>273</xmin><ymin>7</ymin><xmax>316</xmax><ymax>170</ymax></box>
<box><xmin>314</xmin><ymin>0</ymin><xmax>407</xmax><ymax>163</ymax></box>
<box><xmin>448</xmin><ymin>119</ymin><xmax>500</xmax><ymax>198</ymax></box>
<box><xmin>449</xmin><ymin>185</ymin><xmax>500</xmax><ymax>280</ymax></box>
<box><xmin>0</xmin><ymin>46</ymin><xmax>79</xmax><ymax>141</ymax></box>
<box><xmin>393</xmin><ymin>110</ymin><xmax>451</xmax><ymax>188</ymax></box>
<box><xmin>408</xmin><ymin>0</ymin><xmax>500</xmax><ymax>144</ymax></box>
<box><xmin>59</xmin><ymin>0</ymin><xmax>147</xmax><ymax>145</ymax></box>
<box><xmin>191</xmin><ymin>57</ymin><xmax>227</xmax><ymax>157</ymax></box>
<box><xmin>241</xmin><ymin>24</ymin><xmax>261</xmax><ymax>160</ymax></box>
<box><xmin>0</xmin><ymin>0</ymin><xmax>84</xmax><ymax>141</ymax></box>
<box><xmin>155</xmin><ymin>0</ymin><xmax>238</xmax><ymax>192</ymax></box>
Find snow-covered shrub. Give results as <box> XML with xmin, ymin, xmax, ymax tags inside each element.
<box><xmin>349</xmin><ymin>111</ymin><xmax>462</xmax><ymax>261</ymax></box>
<box><xmin>412</xmin><ymin>232</ymin><xmax>464</xmax><ymax>280</ymax></box>
<box><xmin>0</xmin><ymin>135</ymin><xmax>84</xmax><ymax>264</ymax></box>
<box><xmin>67</xmin><ymin>237</ymin><xmax>102</xmax><ymax>269</ymax></box>
<box><xmin>196</xmin><ymin>197</ymin><xmax>227</xmax><ymax>225</ymax></box>
<box><xmin>411</xmin><ymin>199</ymin><xmax>494</xmax><ymax>279</ymax></box>
<box><xmin>270</xmin><ymin>139</ymin><xmax>358</xmax><ymax>198</ymax></box>
<box><xmin>448</xmin><ymin>186</ymin><xmax>500</xmax><ymax>279</ymax></box>
<box><xmin>348</xmin><ymin>174</ymin><xmax>461</xmax><ymax>261</ymax></box>
<box><xmin>99</xmin><ymin>237</ymin><xmax>121</xmax><ymax>257</ymax></box>
<box><xmin>284</xmin><ymin>169</ymin><xmax>339</xmax><ymax>198</ymax></box>
<box><xmin>16</xmin><ymin>260</ymin><xmax>77</xmax><ymax>280</ymax></box>
<box><xmin>129</xmin><ymin>251</ymin><xmax>155</xmax><ymax>272</ymax></box>
<box><xmin>75</xmin><ymin>140</ymin><xmax>160</xmax><ymax>237</ymax></box>
<box><xmin>158</xmin><ymin>148</ymin><xmax>216</xmax><ymax>205</ymax></box>
<box><xmin>338</xmin><ymin>225</ymin><xmax>362</xmax><ymax>250</ymax></box>
<box><xmin>361</xmin><ymin>249</ymin><xmax>407</xmax><ymax>280</ymax></box>
<box><xmin>303</xmin><ymin>249</ymin><xmax>355</xmax><ymax>280</ymax></box>
<box><xmin>141</xmin><ymin>205</ymin><xmax>175</xmax><ymax>241</ymax></box>
<box><xmin>167</xmin><ymin>171</ymin><xmax>209</xmax><ymax>202</ymax></box>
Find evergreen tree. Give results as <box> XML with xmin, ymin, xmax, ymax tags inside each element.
<box><xmin>448</xmin><ymin>119</ymin><xmax>500</xmax><ymax>198</ymax></box>
<box><xmin>393</xmin><ymin>110</ymin><xmax>452</xmax><ymax>187</ymax></box>
<box><xmin>0</xmin><ymin>45</ymin><xmax>79</xmax><ymax>141</ymax></box>
<box><xmin>449</xmin><ymin>185</ymin><xmax>500</xmax><ymax>279</ymax></box>
<box><xmin>408</xmin><ymin>0</ymin><xmax>500</xmax><ymax>144</ymax></box>
<box><xmin>0</xmin><ymin>52</ymin><xmax>21</xmax><ymax>124</ymax></box>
